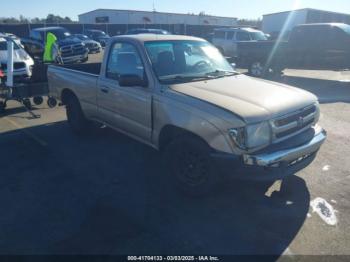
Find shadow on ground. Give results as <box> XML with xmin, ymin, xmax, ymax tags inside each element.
<box><xmin>0</xmin><ymin>121</ymin><xmax>310</xmax><ymax>256</ymax></box>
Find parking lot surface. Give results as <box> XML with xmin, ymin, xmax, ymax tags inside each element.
<box><xmin>0</xmin><ymin>55</ymin><xmax>349</xmax><ymax>257</ymax></box>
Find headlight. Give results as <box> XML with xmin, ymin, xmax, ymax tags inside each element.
<box><xmin>229</xmin><ymin>122</ymin><xmax>271</xmax><ymax>150</ymax></box>
<box><xmin>245</xmin><ymin>122</ymin><xmax>271</xmax><ymax>149</ymax></box>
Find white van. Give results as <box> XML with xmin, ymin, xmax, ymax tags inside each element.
<box><xmin>212</xmin><ymin>27</ymin><xmax>268</xmax><ymax>58</ymax></box>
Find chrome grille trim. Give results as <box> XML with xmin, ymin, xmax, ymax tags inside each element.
<box><xmin>270</xmin><ymin>104</ymin><xmax>319</xmax><ymax>143</ymax></box>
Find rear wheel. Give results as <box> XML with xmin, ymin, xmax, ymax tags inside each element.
<box><xmin>163</xmin><ymin>135</ymin><xmax>222</xmax><ymax>196</ymax></box>
<box><xmin>66</xmin><ymin>95</ymin><xmax>90</xmax><ymax>135</ymax></box>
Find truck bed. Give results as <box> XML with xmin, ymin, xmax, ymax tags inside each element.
<box><xmin>55</xmin><ymin>62</ymin><xmax>101</xmax><ymax>75</ymax></box>
<box><xmin>47</xmin><ymin>63</ymin><xmax>100</xmax><ymax>106</ymax></box>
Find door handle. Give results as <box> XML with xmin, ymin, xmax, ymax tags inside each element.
<box><xmin>100</xmin><ymin>86</ymin><xmax>109</xmax><ymax>93</ymax></box>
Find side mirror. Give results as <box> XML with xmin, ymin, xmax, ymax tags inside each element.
<box><xmin>119</xmin><ymin>74</ymin><xmax>148</xmax><ymax>87</ymax></box>
<box><xmin>231</xmin><ymin>63</ymin><xmax>236</xmax><ymax>71</ymax></box>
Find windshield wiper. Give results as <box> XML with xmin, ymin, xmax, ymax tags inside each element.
<box><xmin>159</xmin><ymin>74</ymin><xmax>214</xmax><ymax>83</ymax></box>
<box><xmin>206</xmin><ymin>70</ymin><xmax>239</xmax><ymax>78</ymax></box>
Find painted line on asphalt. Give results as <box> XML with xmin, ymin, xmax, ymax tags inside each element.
<box><xmin>3</xmin><ymin>117</ymin><xmax>48</xmax><ymax>147</ymax></box>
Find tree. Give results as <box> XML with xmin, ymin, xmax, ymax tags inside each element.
<box><xmin>237</xmin><ymin>18</ymin><xmax>262</xmax><ymax>29</ymax></box>
<box><xmin>0</xmin><ymin>14</ymin><xmax>75</xmax><ymax>24</ymax></box>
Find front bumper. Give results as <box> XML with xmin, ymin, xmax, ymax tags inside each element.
<box><xmin>61</xmin><ymin>53</ymin><xmax>88</xmax><ymax>64</ymax></box>
<box><xmin>212</xmin><ymin>126</ymin><xmax>327</xmax><ymax>181</ymax></box>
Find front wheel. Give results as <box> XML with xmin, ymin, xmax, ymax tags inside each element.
<box><xmin>163</xmin><ymin>135</ymin><xmax>222</xmax><ymax>196</ymax></box>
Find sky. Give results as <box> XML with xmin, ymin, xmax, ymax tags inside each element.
<box><xmin>1</xmin><ymin>0</ymin><xmax>350</xmax><ymax>20</ymax></box>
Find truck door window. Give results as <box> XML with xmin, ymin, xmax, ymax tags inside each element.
<box><xmin>106</xmin><ymin>42</ymin><xmax>144</xmax><ymax>81</ymax></box>
<box><xmin>236</xmin><ymin>32</ymin><xmax>251</xmax><ymax>41</ymax></box>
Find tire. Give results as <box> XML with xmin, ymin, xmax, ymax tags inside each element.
<box><xmin>66</xmin><ymin>95</ymin><xmax>90</xmax><ymax>135</ymax></box>
<box><xmin>47</xmin><ymin>97</ymin><xmax>57</xmax><ymax>108</ymax></box>
<box><xmin>248</xmin><ymin>61</ymin><xmax>265</xmax><ymax>78</ymax></box>
<box><xmin>33</xmin><ymin>96</ymin><xmax>44</xmax><ymax>106</ymax></box>
<box><xmin>163</xmin><ymin>135</ymin><xmax>222</xmax><ymax>196</ymax></box>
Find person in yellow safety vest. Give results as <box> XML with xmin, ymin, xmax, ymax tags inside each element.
<box><xmin>43</xmin><ymin>32</ymin><xmax>59</xmax><ymax>63</ymax></box>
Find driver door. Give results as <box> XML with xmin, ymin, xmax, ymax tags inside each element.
<box><xmin>97</xmin><ymin>41</ymin><xmax>152</xmax><ymax>142</ymax></box>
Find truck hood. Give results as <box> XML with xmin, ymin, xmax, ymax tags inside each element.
<box><xmin>170</xmin><ymin>74</ymin><xmax>318</xmax><ymax>123</ymax></box>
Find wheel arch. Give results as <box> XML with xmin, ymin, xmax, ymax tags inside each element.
<box><xmin>61</xmin><ymin>88</ymin><xmax>78</xmax><ymax>105</ymax></box>
<box><xmin>158</xmin><ymin>125</ymin><xmax>210</xmax><ymax>152</ymax></box>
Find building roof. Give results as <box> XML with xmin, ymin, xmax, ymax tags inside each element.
<box><xmin>263</xmin><ymin>8</ymin><xmax>350</xmax><ymax>17</ymax></box>
<box><xmin>78</xmin><ymin>8</ymin><xmax>237</xmax><ymax>20</ymax></box>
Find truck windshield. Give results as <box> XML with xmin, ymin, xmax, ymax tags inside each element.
<box><xmin>250</xmin><ymin>32</ymin><xmax>268</xmax><ymax>41</ymax></box>
<box><xmin>48</xmin><ymin>29</ymin><xmax>71</xmax><ymax>40</ymax></box>
<box><xmin>145</xmin><ymin>40</ymin><xmax>236</xmax><ymax>83</ymax></box>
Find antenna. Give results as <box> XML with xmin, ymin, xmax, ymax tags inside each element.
<box><xmin>152</xmin><ymin>0</ymin><xmax>156</xmax><ymax>12</ymax></box>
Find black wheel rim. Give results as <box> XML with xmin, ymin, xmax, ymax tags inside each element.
<box><xmin>176</xmin><ymin>149</ymin><xmax>208</xmax><ymax>187</ymax></box>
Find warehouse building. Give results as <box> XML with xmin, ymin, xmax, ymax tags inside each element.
<box><xmin>262</xmin><ymin>8</ymin><xmax>350</xmax><ymax>36</ymax></box>
<box><xmin>78</xmin><ymin>9</ymin><xmax>238</xmax><ymax>27</ymax></box>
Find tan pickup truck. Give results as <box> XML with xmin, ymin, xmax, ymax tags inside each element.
<box><xmin>48</xmin><ymin>34</ymin><xmax>326</xmax><ymax>195</ymax></box>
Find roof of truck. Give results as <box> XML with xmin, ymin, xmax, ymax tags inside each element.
<box><xmin>113</xmin><ymin>34</ymin><xmax>205</xmax><ymax>42</ymax></box>
<box><xmin>32</xmin><ymin>27</ymin><xmax>65</xmax><ymax>32</ymax></box>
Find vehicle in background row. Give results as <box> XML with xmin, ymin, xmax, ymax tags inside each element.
<box><xmin>236</xmin><ymin>23</ymin><xmax>350</xmax><ymax>77</ymax></box>
<box><xmin>212</xmin><ymin>27</ymin><xmax>268</xmax><ymax>57</ymax></box>
<box><xmin>21</xmin><ymin>27</ymin><xmax>89</xmax><ymax>64</ymax></box>
<box><xmin>125</xmin><ymin>28</ymin><xmax>171</xmax><ymax>35</ymax></box>
<box><xmin>47</xmin><ymin>34</ymin><xmax>326</xmax><ymax>196</ymax></box>
<box><xmin>83</xmin><ymin>29</ymin><xmax>110</xmax><ymax>47</ymax></box>
<box><xmin>0</xmin><ymin>36</ymin><xmax>34</xmax><ymax>80</ymax></box>
<box><xmin>70</xmin><ymin>34</ymin><xmax>102</xmax><ymax>54</ymax></box>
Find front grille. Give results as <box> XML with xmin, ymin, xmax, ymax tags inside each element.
<box><xmin>60</xmin><ymin>44</ymin><xmax>86</xmax><ymax>57</ymax></box>
<box><xmin>1</xmin><ymin>62</ymin><xmax>26</xmax><ymax>70</ymax></box>
<box><xmin>271</xmin><ymin>105</ymin><xmax>318</xmax><ymax>141</ymax></box>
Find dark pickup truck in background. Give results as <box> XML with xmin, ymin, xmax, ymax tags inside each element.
<box><xmin>21</xmin><ymin>27</ymin><xmax>89</xmax><ymax>64</ymax></box>
<box><xmin>235</xmin><ymin>23</ymin><xmax>350</xmax><ymax>77</ymax></box>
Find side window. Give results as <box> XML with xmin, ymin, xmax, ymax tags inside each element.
<box><xmin>226</xmin><ymin>31</ymin><xmax>234</xmax><ymax>40</ymax></box>
<box><xmin>236</xmin><ymin>32</ymin><xmax>251</xmax><ymax>41</ymax></box>
<box><xmin>106</xmin><ymin>42</ymin><xmax>144</xmax><ymax>80</ymax></box>
<box><xmin>214</xmin><ymin>31</ymin><xmax>226</xmax><ymax>39</ymax></box>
